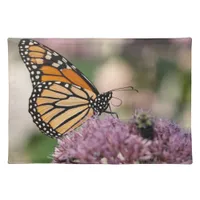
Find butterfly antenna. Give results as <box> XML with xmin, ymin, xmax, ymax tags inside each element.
<box><xmin>111</xmin><ymin>96</ymin><xmax>123</xmax><ymax>107</ymax></box>
<box><xmin>108</xmin><ymin>86</ymin><xmax>139</xmax><ymax>93</ymax></box>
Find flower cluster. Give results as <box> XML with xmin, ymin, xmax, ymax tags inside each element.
<box><xmin>52</xmin><ymin>110</ymin><xmax>192</xmax><ymax>164</ymax></box>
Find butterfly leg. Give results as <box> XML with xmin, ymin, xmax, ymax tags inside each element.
<box><xmin>104</xmin><ymin>111</ymin><xmax>119</xmax><ymax>118</ymax></box>
<box><xmin>104</xmin><ymin>105</ymin><xmax>119</xmax><ymax>118</ymax></box>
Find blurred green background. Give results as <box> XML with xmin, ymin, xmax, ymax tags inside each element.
<box><xmin>8</xmin><ymin>38</ymin><xmax>191</xmax><ymax>163</ymax></box>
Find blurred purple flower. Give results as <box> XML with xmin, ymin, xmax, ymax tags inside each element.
<box><xmin>52</xmin><ymin>110</ymin><xmax>192</xmax><ymax>164</ymax></box>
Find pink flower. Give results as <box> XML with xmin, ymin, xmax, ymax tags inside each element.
<box><xmin>52</xmin><ymin>110</ymin><xmax>192</xmax><ymax>164</ymax></box>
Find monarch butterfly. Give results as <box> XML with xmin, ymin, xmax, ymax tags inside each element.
<box><xmin>19</xmin><ymin>39</ymin><xmax>136</xmax><ymax>138</ymax></box>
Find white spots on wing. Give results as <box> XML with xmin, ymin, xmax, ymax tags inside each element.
<box><xmin>55</xmin><ymin>81</ymin><xmax>61</xmax><ymax>84</ymax></box>
<box><xmin>66</xmin><ymin>65</ymin><xmax>71</xmax><ymax>69</ymax></box>
<box><xmin>47</xmin><ymin>52</ymin><xmax>52</xmax><ymax>55</ymax></box>
<box><xmin>29</xmin><ymin>42</ymin><xmax>34</xmax><ymax>45</ymax></box>
<box><xmin>33</xmin><ymin>82</ymin><xmax>36</xmax><ymax>86</ymax></box>
<box><xmin>36</xmin><ymin>71</ymin><xmax>40</xmax><ymax>74</ymax></box>
<box><xmin>57</xmin><ymin>60</ymin><xmax>63</xmax><ymax>65</ymax></box>
<box><xmin>31</xmin><ymin>71</ymin><xmax>34</xmax><ymax>75</ymax></box>
<box><xmin>38</xmin><ymin>88</ymin><xmax>42</xmax><ymax>92</ymax></box>
<box><xmin>74</xmin><ymin>85</ymin><xmax>81</xmax><ymax>89</ymax></box>
<box><xmin>52</xmin><ymin>62</ymin><xmax>59</xmax><ymax>67</ymax></box>
<box><xmin>31</xmin><ymin>77</ymin><xmax>34</xmax><ymax>81</ymax></box>
<box><xmin>33</xmin><ymin>116</ymin><xmax>37</xmax><ymax>120</ymax></box>
<box><xmin>25</xmin><ymin>51</ymin><xmax>28</xmax><ymax>55</ymax></box>
<box><xmin>27</xmin><ymin>58</ymin><xmax>30</xmax><ymax>61</ymax></box>
<box><xmin>53</xmin><ymin>52</ymin><xmax>58</xmax><ymax>56</ymax></box>
<box><xmin>71</xmin><ymin>65</ymin><xmax>76</xmax><ymax>70</ymax></box>
<box><xmin>33</xmin><ymin>41</ymin><xmax>38</xmax><ymax>44</ymax></box>
<box><xmin>32</xmin><ymin>65</ymin><xmax>37</xmax><ymax>69</ymax></box>
<box><xmin>48</xmin><ymin>82</ymin><xmax>52</xmax><ymax>85</ymax></box>
<box><xmin>20</xmin><ymin>46</ymin><xmax>23</xmax><ymax>49</ymax></box>
<box><xmin>62</xmin><ymin>58</ymin><xmax>67</xmax><ymax>63</ymax></box>
<box><xmin>21</xmin><ymin>53</ymin><xmax>24</xmax><ymax>55</ymax></box>
<box><xmin>25</xmin><ymin>45</ymin><xmax>29</xmax><ymax>48</ymax></box>
<box><xmin>45</xmin><ymin>55</ymin><xmax>52</xmax><ymax>60</ymax></box>
<box><xmin>35</xmin><ymin>75</ymin><xmax>40</xmax><ymax>79</ymax></box>
<box><xmin>26</xmin><ymin>62</ymin><xmax>29</xmax><ymax>65</ymax></box>
<box><xmin>65</xmin><ymin>84</ymin><xmax>69</xmax><ymax>88</ymax></box>
<box><xmin>38</xmin><ymin>85</ymin><xmax>42</xmax><ymax>88</ymax></box>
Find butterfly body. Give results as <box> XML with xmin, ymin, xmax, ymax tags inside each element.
<box><xmin>89</xmin><ymin>92</ymin><xmax>113</xmax><ymax>115</ymax></box>
<box><xmin>18</xmin><ymin>39</ymin><xmax>120</xmax><ymax>138</ymax></box>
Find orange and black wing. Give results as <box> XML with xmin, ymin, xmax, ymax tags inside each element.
<box><xmin>18</xmin><ymin>39</ymin><xmax>99</xmax><ymax>94</ymax></box>
<box><xmin>29</xmin><ymin>81</ymin><xmax>96</xmax><ymax>138</ymax></box>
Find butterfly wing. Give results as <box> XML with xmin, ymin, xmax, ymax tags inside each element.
<box><xmin>18</xmin><ymin>39</ymin><xmax>99</xmax><ymax>94</ymax></box>
<box><xmin>29</xmin><ymin>81</ymin><xmax>96</xmax><ymax>138</ymax></box>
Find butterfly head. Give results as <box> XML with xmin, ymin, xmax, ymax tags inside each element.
<box><xmin>90</xmin><ymin>92</ymin><xmax>112</xmax><ymax>115</ymax></box>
